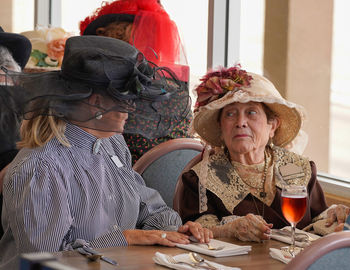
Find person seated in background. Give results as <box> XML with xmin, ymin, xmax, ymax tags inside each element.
<box><xmin>79</xmin><ymin>0</ymin><xmax>192</xmax><ymax>164</ymax></box>
<box><xmin>0</xmin><ymin>36</ymin><xmax>211</xmax><ymax>270</ymax></box>
<box><xmin>0</xmin><ymin>27</ymin><xmax>31</xmax><ymax>238</ymax></box>
<box><xmin>0</xmin><ymin>27</ymin><xmax>31</xmax><ymax>171</ymax></box>
<box><xmin>177</xmin><ymin>65</ymin><xmax>349</xmax><ymax>242</ymax></box>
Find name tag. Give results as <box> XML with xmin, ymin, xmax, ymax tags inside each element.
<box><xmin>111</xmin><ymin>155</ymin><xmax>123</xmax><ymax>168</ymax></box>
<box><xmin>279</xmin><ymin>163</ymin><xmax>305</xmax><ymax>181</ymax></box>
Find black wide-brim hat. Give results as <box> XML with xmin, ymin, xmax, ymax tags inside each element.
<box><xmin>0</xmin><ymin>36</ymin><xmax>190</xmax><ymax>136</ymax></box>
<box><xmin>82</xmin><ymin>14</ymin><xmax>135</xmax><ymax>35</ymax></box>
<box><xmin>0</xmin><ymin>27</ymin><xmax>32</xmax><ymax>69</ymax></box>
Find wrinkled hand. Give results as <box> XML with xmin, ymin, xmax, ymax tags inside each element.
<box><xmin>213</xmin><ymin>214</ymin><xmax>272</xmax><ymax>242</ymax></box>
<box><xmin>326</xmin><ymin>204</ymin><xmax>350</xmax><ymax>227</ymax></box>
<box><xmin>178</xmin><ymin>221</ymin><xmax>213</xmax><ymax>243</ymax></box>
<box><xmin>334</xmin><ymin>223</ymin><xmax>345</xmax><ymax>232</ymax></box>
<box><xmin>123</xmin><ymin>229</ymin><xmax>190</xmax><ymax>247</ymax></box>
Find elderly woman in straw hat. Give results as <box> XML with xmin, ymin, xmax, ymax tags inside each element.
<box><xmin>177</xmin><ymin>65</ymin><xmax>349</xmax><ymax>242</ymax></box>
<box><xmin>0</xmin><ymin>36</ymin><xmax>211</xmax><ymax>269</ymax></box>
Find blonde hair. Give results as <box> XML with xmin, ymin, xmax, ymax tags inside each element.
<box><xmin>17</xmin><ymin>115</ymin><xmax>70</xmax><ymax>149</ymax></box>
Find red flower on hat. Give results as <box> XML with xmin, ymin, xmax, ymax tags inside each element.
<box><xmin>47</xmin><ymin>38</ymin><xmax>68</xmax><ymax>65</ymax></box>
<box><xmin>195</xmin><ymin>65</ymin><xmax>253</xmax><ymax>109</ymax></box>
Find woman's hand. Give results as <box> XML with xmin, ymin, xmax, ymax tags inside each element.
<box><xmin>326</xmin><ymin>204</ymin><xmax>350</xmax><ymax>227</ymax></box>
<box><xmin>177</xmin><ymin>221</ymin><xmax>213</xmax><ymax>243</ymax></box>
<box><xmin>212</xmin><ymin>214</ymin><xmax>272</xmax><ymax>242</ymax></box>
<box><xmin>123</xmin><ymin>229</ymin><xmax>190</xmax><ymax>246</ymax></box>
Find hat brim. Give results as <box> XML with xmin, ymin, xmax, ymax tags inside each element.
<box><xmin>82</xmin><ymin>14</ymin><xmax>135</xmax><ymax>35</ymax></box>
<box><xmin>193</xmin><ymin>89</ymin><xmax>305</xmax><ymax>148</ymax></box>
<box><xmin>0</xmin><ymin>31</ymin><xmax>31</xmax><ymax>69</ymax></box>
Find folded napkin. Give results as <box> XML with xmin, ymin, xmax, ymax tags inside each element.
<box><xmin>153</xmin><ymin>252</ymin><xmax>240</xmax><ymax>270</ymax></box>
<box><xmin>270</xmin><ymin>226</ymin><xmax>320</xmax><ymax>247</ymax></box>
<box><xmin>175</xmin><ymin>239</ymin><xmax>251</xmax><ymax>257</ymax></box>
<box><xmin>269</xmin><ymin>248</ymin><xmax>291</xmax><ymax>264</ymax></box>
<box><xmin>269</xmin><ymin>247</ymin><xmax>302</xmax><ymax>264</ymax></box>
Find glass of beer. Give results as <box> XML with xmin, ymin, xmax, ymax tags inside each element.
<box><xmin>281</xmin><ymin>185</ymin><xmax>307</xmax><ymax>257</ymax></box>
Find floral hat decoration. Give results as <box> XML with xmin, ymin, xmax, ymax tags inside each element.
<box><xmin>20</xmin><ymin>27</ymin><xmax>74</xmax><ymax>70</ymax></box>
<box><xmin>192</xmin><ymin>65</ymin><xmax>306</xmax><ymax>148</ymax></box>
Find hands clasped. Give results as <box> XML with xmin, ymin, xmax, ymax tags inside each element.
<box><xmin>123</xmin><ymin>221</ymin><xmax>213</xmax><ymax>246</ymax></box>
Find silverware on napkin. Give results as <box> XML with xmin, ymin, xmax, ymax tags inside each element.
<box><xmin>164</xmin><ymin>254</ymin><xmax>217</xmax><ymax>270</ymax></box>
<box><xmin>189</xmin><ymin>236</ymin><xmax>225</xmax><ymax>250</ymax></box>
<box><xmin>77</xmin><ymin>246</ymin><xmax>118</xmax><ymax>266</ymax></box>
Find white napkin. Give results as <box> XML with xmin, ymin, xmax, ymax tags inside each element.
<box><xmin>269</xmin><ymin>248</ymin><xmax>292</xmax><ymax>264</ymax></box>
<box><xmin>270</xmin><ymin>226</ymin><xmax>320</xmax><ymax>247</ymax></box>
<box><xmin>153</xmin><ymin>252</ymin><xmax>240</xmax><ymax>270</ymax></box>
<box><xmin>269</xmin><ymin>246</ymin><xmax>303</xmax><ymax>264</ymax></box>
<box><xmin>175</xmin><ymin>239</ymin><xmax>251</xmax><ymax>257</ymax></box>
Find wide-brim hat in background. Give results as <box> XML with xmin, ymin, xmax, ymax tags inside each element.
<box><xmin>20</xmin><ymin>27</ymin><xmax>74</xmax><ymax>71</ymax></box>
<box><xmin>193</xmin><ymin>71</ymin><xmax>306</xmax><ymax>147</ymax></box>
<box><xmin>0</xmin><ymin>26</ymin><xmax>32</xmax><ymax>69</ymax></box>
<box><xmin>0</xmin><ymin>36</ymin><xmax>190</xmax><ymax>136</ymax></box>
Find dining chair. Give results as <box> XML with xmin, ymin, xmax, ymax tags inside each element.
<box><xmin>133</xmin><ymin>138</ymin><xmax>203</xmax><ymax>208</ymax></box>
<box><xmin>285</xmin><ymin>231</ymin><xmax>350</xmax><ymax>270</ymax></box>
<box><xmin>172</xmin><ymin>152</ymin><xmax>202</xmax><ymax>214</ymax></box>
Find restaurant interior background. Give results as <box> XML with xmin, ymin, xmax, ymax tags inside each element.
<box><xmin>1</xmin><ymin>0</ymin><xmax>349</xmax><ymax>201</ymax></box>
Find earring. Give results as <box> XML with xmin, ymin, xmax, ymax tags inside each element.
<box><xmin>95</xmin><ymin>111</ymin><xmax>103</xmax><ymax>120</ymax></box>
<box><xmin>268</xmin><ymin>138</ymin><xmax>274</xmax><ymax>148</ymax></box>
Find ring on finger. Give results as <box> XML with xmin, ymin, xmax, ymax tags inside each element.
<box><xmin>161</xmin><ymin>233</ymin><xmax>167</xmax><ymax>239</ymax></box>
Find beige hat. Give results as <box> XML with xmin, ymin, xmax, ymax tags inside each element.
<box><xmin>20</xmin><ymin>27</ymin><xmax>73</xmax><ymax>71</ymax></box>
<box><xmin>192</xmin><ymin>67</ymin><xmax>306</xmax><ymax>147</ymax></box>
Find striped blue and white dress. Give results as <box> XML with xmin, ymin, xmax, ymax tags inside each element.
<box><xmin>0</xmin><ymin>123</ymin><xmax>182</xmax><ymax>269</ymax></box>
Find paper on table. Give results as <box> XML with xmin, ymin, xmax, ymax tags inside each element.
<box><xmin>153</xmin><ymin>252</ymin><xmax>241</xmax><ymax>270</ymax></box>
<box><xmin>270</xmin><ymin>226</ymin><xmax>320</xmax><ymax>247</ymax></box>
<box><xmin>175</xmin><ymin>239</ymin><xmax>251</xmax><ymax>258</ymax></box>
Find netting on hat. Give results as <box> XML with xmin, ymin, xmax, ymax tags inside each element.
<box><xmin>0</xmin><ymin>58</ymin><xmax>191</xmax><ymax>137</ymax></box>
<box><xmin>80</xmin><ymin>0</ymin><xmax>189</xmax><ymax>82</ymax></box>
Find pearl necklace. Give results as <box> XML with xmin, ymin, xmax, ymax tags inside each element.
<box><xmin>238</xmin><ymin>150</ymin><xmax>268</xmax><ymax>198</ymax></box>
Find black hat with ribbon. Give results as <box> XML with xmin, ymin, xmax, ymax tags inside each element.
<box><xmin>0</xmin><ymin>35</ymin><xmax>190</xmax><ymax>136</ymax></box>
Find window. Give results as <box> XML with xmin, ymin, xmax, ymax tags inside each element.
<box><xmin>12</xmin><ymin>0</ymin><xmax>34</xmax><ymax>33</ymax></box>
<box><xmin>162</xmin><ymin>0</ymin><xmax>208</xmax><ymax>97</ymax></box>
<box><xmin>239</xmin><ymin>0</ymin><xmax>264</xmax><ymax>75</ymax></box>
<box><xmin>330</xmin><ymin>0</ymin><xmax>350</xmax><ymax>180</ymax></box>
<box><xmin>60</xmin><ymin>0</ymin><xmax>104</xmax><ymax>34</ymax></box>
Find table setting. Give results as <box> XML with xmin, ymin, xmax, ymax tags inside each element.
<box><xmin>153</xmin><ymin>252</ymin><xmax>241</xmax><ymax>270</ymax></box>
<box><xmin>153</xmin><ymin>237</ymin><xmax>251</xmax><ymax>269</ymax></box>
<box><xmin>175</xmin><ymin>238</ymin><xmax>251</xmax><ymax>258</ymax></box>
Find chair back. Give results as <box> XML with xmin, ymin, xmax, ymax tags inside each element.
<box><xmin>285</xmin><ymin>231</ymin><xmax>350</xmax><ymax>270</ymax></box>
<box><xmin>133</xmin><ymin>138</ymin><xmax>203</xmax><ymax>207</ymax></box>
<box><xmin>173</xmin><ymin>153</ymin><xmax>202</xmax><ymax>213</ymax></box>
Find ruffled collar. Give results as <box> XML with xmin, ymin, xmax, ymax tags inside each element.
<box><xmin>192</xmin><ymin>146</ymin><xmax>311</xmax><ymax>214</ymax></box>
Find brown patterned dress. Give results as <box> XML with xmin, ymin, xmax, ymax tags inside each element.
<box><xmin>178</xmin><ymin>146</ymin><xmax>328</xmax><ymax>229</ymax></box>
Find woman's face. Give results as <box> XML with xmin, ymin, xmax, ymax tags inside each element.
<box><xmin>219</xmin><ymin>102</ymin><xmax>279</xmax><ymax>160</ymax></box>
<box><xmin>105</xmin><ymin>110</ymin><xmax>128</xmax><ymax>133</ymax></box>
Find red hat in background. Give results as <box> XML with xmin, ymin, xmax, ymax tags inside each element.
<box><xmin>79</xmin><ymin>0</ymin><xmax>188</xmax><ymax>82</ymax></box>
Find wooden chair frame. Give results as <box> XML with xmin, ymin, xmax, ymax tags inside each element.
<box><xmin>133</xmin><ymin>138</ymin><xmax>203</xmax><ymax>174</ymax></box>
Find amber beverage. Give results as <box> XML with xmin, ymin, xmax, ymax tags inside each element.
<box><xmin>281</xmin><ymin>195</ymin><xmax>307</xmax><ymax>224</ymax></box>
<box><xmin>280</xmin><ymin>185</ymin><xmax>307</xmax><ymax>257</ymax></box>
